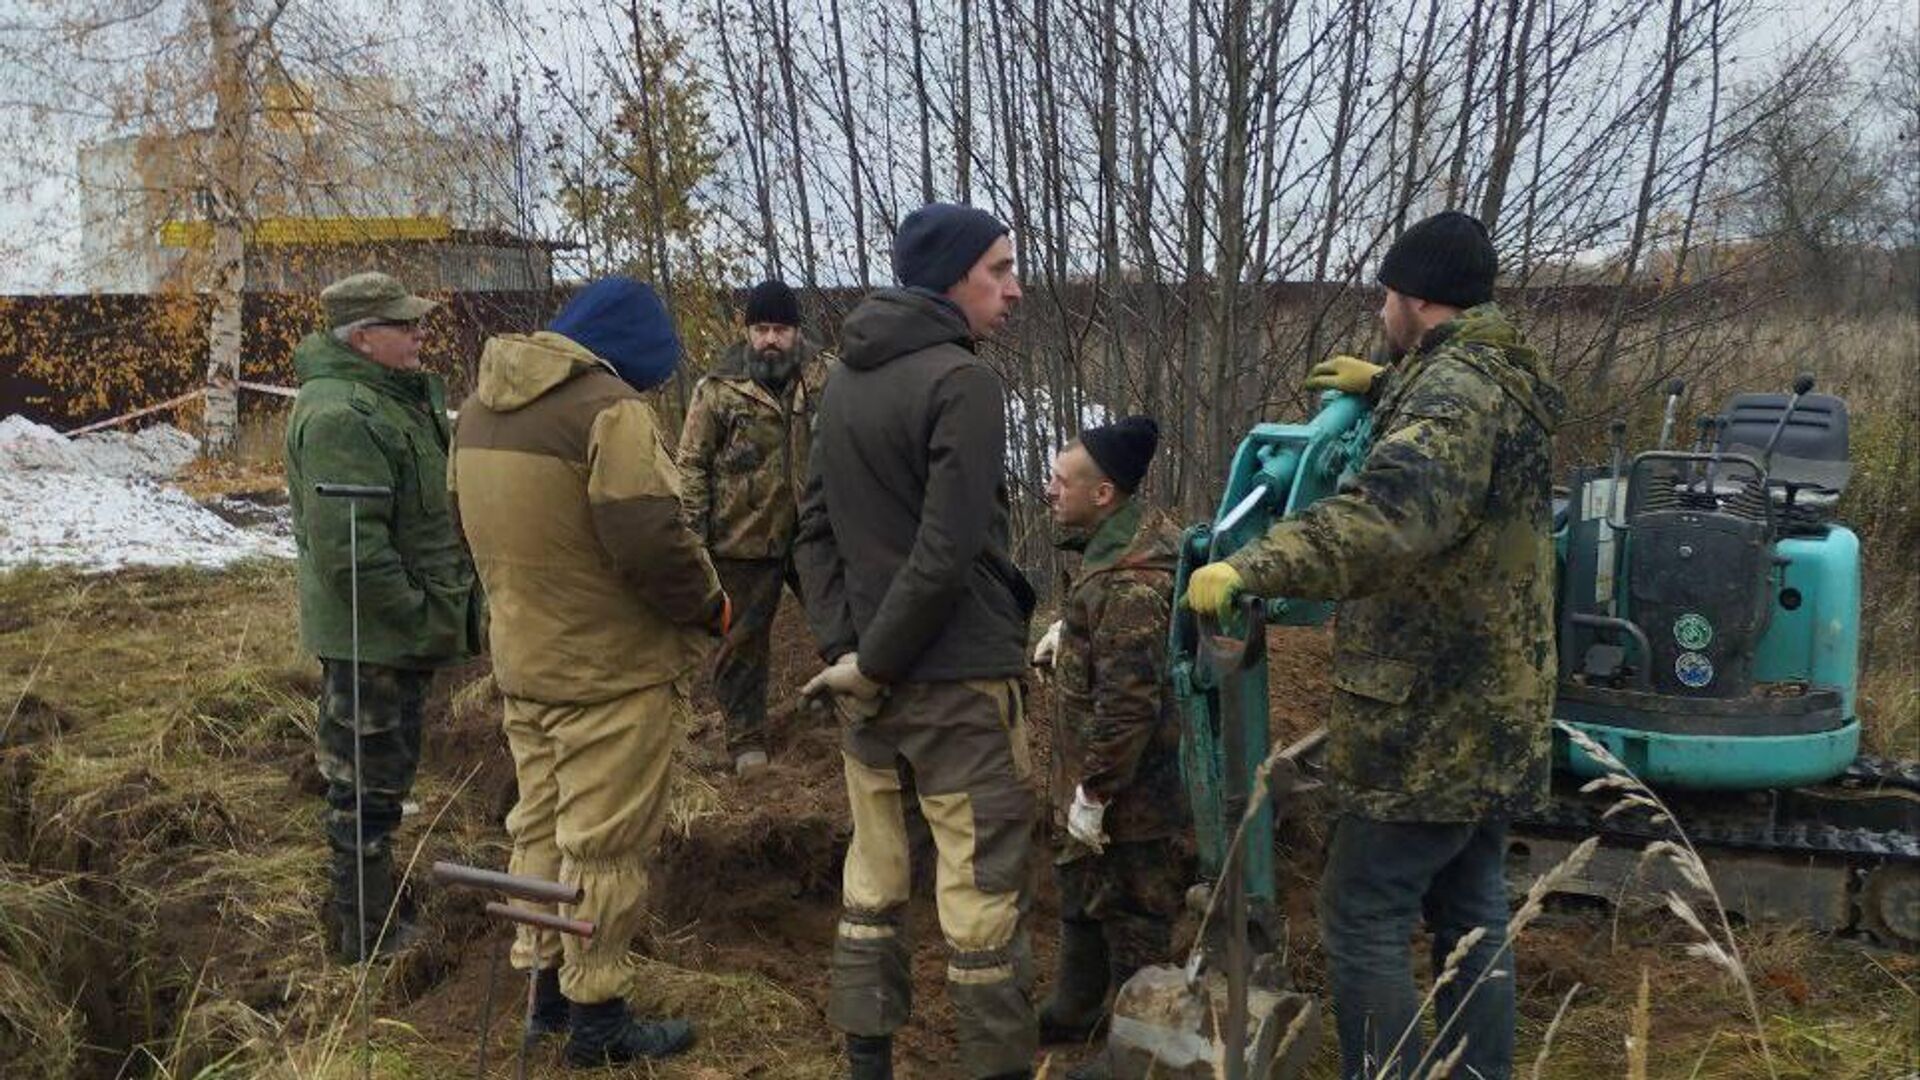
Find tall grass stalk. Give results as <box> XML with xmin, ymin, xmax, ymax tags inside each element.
<box><xmin>1528</xmin><ymin>982</ymin><xmax>1582</xmax><ymax>1080</ymax></box>
<box><xmin>1558</xmin><ymin>720</ymin><xmax>1778</xmax><ymax>1079</ymax></box>
<box><xmin>1397</xmin><ymin>836</ymin><xmax>1601</xmax><ymax>1080</ymax></box>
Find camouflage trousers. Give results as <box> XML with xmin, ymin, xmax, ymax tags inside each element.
<box><xmin>711</xmin><ymin>557</ymin><xmax>800</xmax><ymax>753</ymax></box>
<box><xmin>501</xmin><ymin>678</ymin><xmax>686</xmax><ymax>1004</ymax></box>
<box><xmin>833</xmin><ymin>678</ymin><xmax>1040</xmax><ymax>1078</ymax></box>
<box><xmin>315</xmin><ymin>659</ymin><xmax>432</xmax><ymax>935</ymax></box>
<box><xmin>1055</xmin><ymin>836</ymin><xmax>1190</xmax><ymax>991</ymax></box>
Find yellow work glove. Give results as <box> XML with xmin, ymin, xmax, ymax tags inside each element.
<box><xmin>1186</xmin><ymin>562</ymin><xmax>1244</xmax><ymax>621</ymax></box>
<box><xmin>1304</xmin><ymin>354</ymin><xmax>1384</xmax><ymax>396</ymax></box>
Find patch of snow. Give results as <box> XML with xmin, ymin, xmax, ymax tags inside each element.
<box><xmin>0</xmin><ymin>416</ymin><xmax>293</xmax><ymax>573</ymax></box>
<box><xmin>0</xmin><ymin>417</ymin><xmax>199</xmax><ymax>478</ymax></box>
<box><xmin>0</xmin><ymin>472</ymin><xmax>295</xmax><ymax>572</ymax></box>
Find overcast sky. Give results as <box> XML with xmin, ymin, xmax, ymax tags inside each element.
<box><xmin>0</xmin><ymin>0</ymin><xmax>1910</xmax><ymax>293</ymax></box>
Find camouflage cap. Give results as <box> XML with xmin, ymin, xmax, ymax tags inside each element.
<box><xmin>320</xmin><ymin>272</ymin><xmax>438</xmax><ymax>329</ymax></box>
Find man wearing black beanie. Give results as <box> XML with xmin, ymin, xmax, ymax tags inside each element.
<box><xmin>794</xmin><ymin>205</ymin><xmax>1036</xmax><ymax>1079</ymax></box>
<box><xmin>1031</xmin><ymin>416</ymin><xmax>1190</xmax><ymax>1078</ymax></box>
<box><xmin>677</xmin><ymin>278</ymin><xmax>824</xmax><ymax>777</ymax></box>
<box><xmin>1185</xmin><ymin>209</ymin><xmax>1566</xmax><ymax>1080</ymax></box>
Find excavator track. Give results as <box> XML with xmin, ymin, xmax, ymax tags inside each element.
<box><xmin>1511</xmin><ymin>755</ymin><xmax>1920</xmax><ymax>950</ymax></box>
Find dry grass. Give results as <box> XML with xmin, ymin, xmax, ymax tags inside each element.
<box><xmin>1</xmin><ymin>307</ymin><xmax>1914</xmax><ymax>1078</ymax></box>
<box><xmin>0</xmin><ymin>559</ymin><xmax>852</xmax><ymax>1079</ymax></box>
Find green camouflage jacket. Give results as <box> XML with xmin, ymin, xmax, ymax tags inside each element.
<box><xmin>675</xmin><ymin>341</ymin><xmax>824</xmax><ymax>560</ymax></box>
<box><xmin>285</xmin><ymin>332</ymin><xmax>483</xmax><ymax>669</ymax></box>
<box><xmin>1052</xmin><ymin>500</ymin><xmax>1189</xmax><ymax>842</ymax></box>
<box><xmin>1224</xmin><ymin>303</ymin><xmax>1565</xmax><ymax>822</ymax></box>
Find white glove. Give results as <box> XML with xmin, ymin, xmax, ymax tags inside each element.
<box><xmin>1032</xmin><ymin>620</ymin><xmax>1063</xmax><ymax>667</ymax></box>
<box><xmin>1067</xmin><ymin>784</ymin><xmax>1109</xmax><ymax>853</ymax></box>
<box><xmin>801</xmin><ymin>652</ymin><xmax>886</xmax><ymax>723</ymax></box>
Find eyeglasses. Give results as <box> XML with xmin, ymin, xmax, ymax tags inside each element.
<box><xmin>365</xmin><ymin>319</ymin><xmax>422</xmax><ymax>331</ymax></box>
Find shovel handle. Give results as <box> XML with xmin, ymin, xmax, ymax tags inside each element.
<box><xmin>484</xmin><ymin>902</ymin><xmax>596</xmax><ymax>940</ymax></box>
<box><xmin>433</xmin><ymin>861</ymin><xmax>584</xmax><ymax>904</ymax></box>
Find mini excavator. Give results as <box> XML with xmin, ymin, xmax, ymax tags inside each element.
<box><xmin>1106</xmin><ymin>375</ymin><xmax>1917</xmax><ymax>1079</ymax></box>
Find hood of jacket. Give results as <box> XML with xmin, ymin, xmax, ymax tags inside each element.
<box><xmin>1416</xmin><ymin>303</ymin><xmax>1565</xmax><ymax>433</ymax></box>
<box><xmin>839</xmin><ymin>287</ymin><xmax>973</xmax><ymax>372</ymax></box>
<box><xmin>548</xmin><ymin>277</ymin><xmax>682</xmax><ymax>391</ymax></box>
<box><xmin>473</xmin><ymin>331</ymin><xmax>609</xmax><ymax>412</ymax></box>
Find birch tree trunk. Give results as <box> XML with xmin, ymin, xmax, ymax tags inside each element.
<box><xmin>202</xmin><ymin>0</ymin><xmax>249</xmax><ymax>458</ymax></box>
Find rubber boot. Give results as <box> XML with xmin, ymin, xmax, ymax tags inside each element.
<box><xmin>330</xmin><ymin>851</ymin><xmax>418</xmax><ymax>963</ymax></box>
<box><xmin>847</xmin><ymin>1034</ymin><xmax>893</xmax><ymax>1080</ymax></box>
<box><xmin>1038</xmin><ymin>919</ymin><xmax>1110</xmax><ymax>1044</ymax></box>
<box><xmin>563</xmin><ymin>997</ymin><xmax>695</xmax><ymax>1067</ymax></box>
<box><xmin>524</xmin><ymin>967</ymin><xmax>568</xmax><ymax>1045</ymax></box>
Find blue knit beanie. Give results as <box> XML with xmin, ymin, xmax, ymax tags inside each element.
<box><xmin>892</xmin><ymin>203</ymin><xmax>1009</xmax><ymax>292</ymax></box>
<box><xmin>548</xmin><ymin>277</ymin><xmax>682</xmax><ymax>391</ymax></box>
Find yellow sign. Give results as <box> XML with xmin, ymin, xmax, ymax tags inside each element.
<box><xmin>158</xmin><ymin>216</ymin><xmax>453</xmax><ymax>248</ymax></box>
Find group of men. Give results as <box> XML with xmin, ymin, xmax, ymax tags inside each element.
<box><xmin>285</xmin><ymin>203</ymin><xmax>1561</xmax><ymax>1079</ymax></box>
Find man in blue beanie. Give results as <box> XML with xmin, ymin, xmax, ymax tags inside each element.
<box><xmin>450</xmin><ymin>277</ymin><xmax>730</xmax><ymax>1067</ymax></box>
<box><xmin>795</xmin><ymin>202</ymin><xmax>1037</xmax><ymax>1079</ymax></box>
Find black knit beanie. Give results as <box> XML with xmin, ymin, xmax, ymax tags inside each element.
<box><xmin>892</xmin><ymin>203</ymin><xmax>1010</xmax><ymax>292</ymax></box>
<box><xmin>1377</xmin><ymin>211</ymin><xmax>1498</xmax><ymax>308</ymax></box>
<box><xmin>744</xmin><ymin>279</ymin><xmax>800</xmax><ymax>327</ymax></box>
<box><xmin>1080</xmin><ymin>415</ymin><xmax>1160</xmax><ymax>494</ymax></box>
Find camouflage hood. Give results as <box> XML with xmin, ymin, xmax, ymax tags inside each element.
<box><xmin>473</xmin><ymin>331</ymin><xmax>609</xmax><ymax>412</ymax></box>
<box><xmin>1412</xmin><ymin>303</ymin><xmax>1565</xmax><ymax>434</ymax></box>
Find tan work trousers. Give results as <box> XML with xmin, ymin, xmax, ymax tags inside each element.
<box><xmin>832</xmin><ymin>677</ymin><xmax>1039</xmax><ymax>1078</ymax></box>
<box><xmin>502</xmin><ymin>678</ymin><xmax>684</xmax><ymax>1003</ymax></box>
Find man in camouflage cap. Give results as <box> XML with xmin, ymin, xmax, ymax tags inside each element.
<box><xmin>285</xmin><ymin>271</ymin><xmax>483</xmax><ymax>963</ymax></box>
<box><xmin>1185</xmin><ymin>211</ymin><xmax>1565</xmax><ymax>1079</ymax></box>
<box><xmin>676</xmin><ymin>279</ymin><xmax>823</xmax><ymax>777</ymax></box>
<box><xmin>1033</xmin><ymin>416</ymin><xmax>1190</xmax><ymax>1080</ymax></box>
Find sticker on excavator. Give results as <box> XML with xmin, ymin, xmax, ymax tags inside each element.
<box><xmin>1675</xmin><ymin>651</ymin><xmax>1715</xmax><ymax>688</ymax></box>
<box><xmin>1674</xmin><ymin>612</ymin><xmax>1714</xmax><ymax>650</ymax></box>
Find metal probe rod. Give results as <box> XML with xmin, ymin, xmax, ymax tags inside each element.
<box><xmin>313</xmin><ymin>481</ymin><xmax>392</xmax><ymax>1080</ymax></box>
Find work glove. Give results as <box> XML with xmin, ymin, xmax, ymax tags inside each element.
<box><xmin>1304</xmin><ymin>354</ymin><xmax>1384</xmax><ymax>396</ymax></box>
<box><xmin>801</xmin><ymin>652</ymin><xmax>886</xmax><ymax>724</ymax></box>
<box><xmin>1031</xmin><ymin>620</ymin><xmax>1063</xmax><ymax>668</ymax></box>
<box><xmin>1067</xmin><ymin>785</ymin><xmax>1109</xmax><ymax>854</ymax></box>
<box><xmin>1186</xmin><ymin>562</ymin><xmax>1244</xmax><ymax>622</ymax></box>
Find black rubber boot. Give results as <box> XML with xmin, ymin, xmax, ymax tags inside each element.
<box><xmin>847</xmin><ymin>1034</ymin><xmax>893</xmax><ymax>1080</ymax></box>
<box><xmin>334</xmin><ymin>916</ymin><xmax>421</xmax><ymax>962</ymax></box>
<box><xmin>330</xmin><ymin>852</ymin><xmax>418</xmax><ymax>963</ymax></box>
<box><xmin>563</xmin><ymin>997</ymin><xmax>695</xmax><ymax>1067</ymax></box>
<box><xmin>1038</xmin><ymin>919</ymin><xmax>1110</xmax><ymax>1044</ymax></box>
<box><xmin>523</xmin><ymin>967</ymin><xmax>568</xmax><ymax>1045</ymax></box>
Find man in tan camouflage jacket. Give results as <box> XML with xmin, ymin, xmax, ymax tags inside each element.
<box><xmin>677</xmin><ymin>279</ymin><xmax>821</xmax><ymax>775</ymax></box>
<box><xmin>1034</xmin><ymin>415</ymin><xmax>1190</xmax><ymax>1079</ymax></box>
